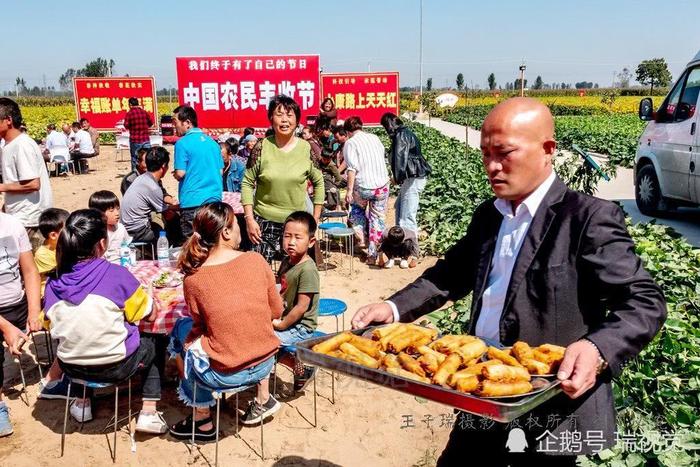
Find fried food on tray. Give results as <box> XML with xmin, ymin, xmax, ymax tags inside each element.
<box><xmin>371</xmin><ymin>323</ymin><xmax>399</xmax><ymax>340</ymax></box>
<box><xmin>455</xmin><ymin>339</ymin><xmax>487</xmax><ymax>362</ymax></box>
<box><xmin>512</xmin><ymin>341</ymin><xmax>535</xmax><ymax>362</ymax></box>
<box><xmin>432</xmin><ymin>353</ymin><xmax>462</xmax><ymax>386</ymax></box>
<box><xmin>416</xmin><ymin>345</ymin><xmax>446</xmax><ymax>364</ymax></box>
<box><xmin>522</xmin><ymin>358</ymin><xmax>551</xmax><ymax>375</ymax></box>
<box><xmin>309</xmin><ymin>324</ymin><xmax>567</xmax><ymax>398</ymax></box>
<box><xmin>383</xmin><ymin>353</ymin><xmax>401</xmax><ymax>370</ymax></box>
<box><xmin>398</xmin><ymin>352</ymin><xmax>427</xmax><ymax>378</ymax></box>
<box><xmin>487</xmin><ymin>346</ymin><xmax>524</xmax><ymax>368</ymax></box>
<box><xmin>482</xmin><ymin>364</ymin><xmax>531</xmax><ymax>382</ymax></box>
<box><xmin>454</xmin><ymin>375</ymin><xmax>480</xmax><ymax>394</ymax></box>
<box><xmin>417</xmin><ymin>352</ymin><xmax>440</xmax><ymax>375</ymax></box>
<box><xmin>339</xmin><ymin>342</ymin><xmax>381</xmax><ymax>369</ymax></box>
<box><xmin>477</xmin><ymin>380</ymin><xmax>533</xmax><ymax>397</ymax></box>
<box><xmin>312</xmin><ymin>331</ymin><xmax>353</xmax><ymax>354</ymax></box>
<box><xmin>386</xmin><ymin>366</ymin><xmax>430</xmax><ymax>384</ymax></box>
<box><xmin>349</xmin><ymin>335</ymin><xmax>382</xmax><ymax>358</ymax></box>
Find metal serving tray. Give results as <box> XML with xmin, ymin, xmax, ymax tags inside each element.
<box><xmin>296</xmin><ymin>327</ymin><xmax>562</xmax><ymax>423</ymax></box>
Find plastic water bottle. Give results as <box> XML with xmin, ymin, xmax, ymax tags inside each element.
<box><xmin>129</xmin><ymin>244</ymin><xmax>137</xmax><ymax>266</ymax></box>
<box><xmin>156</xmin><ymin>231</ymin><xmax>169</xmax><ymax>267</ymax></box>
<box><xmin>119</xmin><ymin>241</ymin><xmax>131</xmax><ymax>267</ymax></box>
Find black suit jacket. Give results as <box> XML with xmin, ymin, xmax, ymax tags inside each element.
<box><xmin>388</xmin><ymin>177</ymin><xmax>666</xmax><ymax>455</ymax></box>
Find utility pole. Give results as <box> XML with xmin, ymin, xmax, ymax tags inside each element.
<box><xmin>368</xmin><ymin>61</ymin><xmax>371</xmax><ymax>73</ymax></box>
<box><xmin>611</xmin><ymin>70</ymin><xmax>617</xmax><ymax>88</ymax></box>
<box><xmin>43</xmin><ymin>74</ymin><xmax>47</xmax><ymax>96</ymax></box>
<box><xmin>418</xmin><ymin>0</ymin><xmax>423</xmax><ymax>114</ymax></box>
<box><xmin>519</xmin><ymin>62</ymin><xmax>526</xmax><ymax>97</ymax></box>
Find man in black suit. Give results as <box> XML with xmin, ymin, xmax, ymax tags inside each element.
<box><xmin>352</xmin><ymin>98</ymin><xmax>666</xmax><ymax>466</ymax></box>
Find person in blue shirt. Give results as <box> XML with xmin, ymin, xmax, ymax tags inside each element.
<box><xmin>172</xmin><ymin>106</ymin><xmax>223</xmax><ymax>238</ymax></box>
<box><xmin>219</xmin><ymin>141</ymin><xmax>245</xmax><ymax>193</ymax></box>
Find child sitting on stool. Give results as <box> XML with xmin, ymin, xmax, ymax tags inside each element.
<box><xmin>377</xmin><ymin>225</ymin><xmax>419</xmax><ymax>269</ymax></box>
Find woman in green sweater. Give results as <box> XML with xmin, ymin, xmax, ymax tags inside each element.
<box><xmin>241</xmin><ymin>95</ymin><xmax>324</xmax><ymax>263</ymax></box>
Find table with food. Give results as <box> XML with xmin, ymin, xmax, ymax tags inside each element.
<box><xmin>297</xmin><ymin>323</ymin><xmax>566</xmax><ymax>422</ymax></box>
<box><xmin>128</xmin><ymin>260</ymin><xmax>188</xmax><ymax>334</ymax></box>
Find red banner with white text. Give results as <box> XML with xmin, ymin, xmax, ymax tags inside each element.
<box><xmin>73</xmin><ymin>77</ymin><xmax>157</xmax><ymax>131</ymax></box>
<box><xmin>321</xmin><ymin>72</ymin><xmax>399</xmax><ymax>126</ymax></box>
<box><xmin>175</xmin><ymin>55</ymin><xmax>320</xmax><ymax>128</ymax></box>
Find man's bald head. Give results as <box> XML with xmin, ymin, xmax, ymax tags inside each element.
<box><xmin>480</xmin><ymin>97</ymin><xmax>556</xmax><ymax>206</ymax></box>
<box><xmin>482</xmin><ymin>97</ymin><xmax>554</xmax><ymax>140</ymax></box>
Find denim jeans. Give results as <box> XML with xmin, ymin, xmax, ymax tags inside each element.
<box><xmin>395</xmin><ymin>177</ymin><xmax>427</xmax><ymax>235</ymax></box>
<box><xmin>169</xmin><ymin>317</ymin><xmax>275</xmax><ymax>408</ymax></box>
<box><xmin>129</xmin><ymin>142</ymin><xmax>151</xmax><ymax>172</ymax></box>
<box><xmin>275</xmin><ymin>323</ymin><xmax>314</xmax><ymax>347</ymax></box>
<box><xmin>59</xmin><ymin>336</ymin><xmax>161</xmax><ymax>401</ymax></box>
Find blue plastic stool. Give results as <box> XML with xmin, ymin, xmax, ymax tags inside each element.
<box><xmin>324</xmin><ymin>227</ymin><xmax>355</xmax><ymax>275</ymax></box>
<box><xmin>318</xmin><ymin>222</ymin><xmax>346</xmax><ymax>231</ymax></box>
<box><xmin>61</xmin><ymin>377</ymin><xmax>132</xmax><ymax>463</ymax></box>
<box><xmin>319</xmin><ymin>298</ymin><xmax>348</xmax><ymax>333</ymax></box>
<box><xmin>273</xmin><ymin>330</ymin><xmax>331</xmax><ymax>427</ymax></box>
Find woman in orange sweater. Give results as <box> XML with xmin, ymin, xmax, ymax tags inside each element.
<box><xmin>168</xmin><ymin>202</ymin><xmax>283</xmax><ymax>442</ymax></box>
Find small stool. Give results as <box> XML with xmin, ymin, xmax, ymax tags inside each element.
<box><xmin>321</xmin><ymin>210</ymin><xmax>348</xmax><ymax>224</ymax></box>
<box><xmin>61</xmin><ymin>377</ymin><xmax>132</xmax><ymax>463</ymax></box>
<box><xmin>318</xmin><ymin>222</ymin><xmax>346</xmax><ymax>243</ymax></box>
<box><xmin>192</xmin><ymin>381</ymin><xmax>266</xmax><ymax>464</ymax></box>
<box><xmin>319</xmin><ymin>298</ymin><xmax>347</xmax><ymax>332</ymax></box>
<box><xmin>273</xmin><ymin>330</ymin><xmax>334</xmax><ymax>426</ymax></box>
<box><xmin>325</xmin><ymin>227</ymin><xmax>355</xmax><ymax>275</ymax></box>
<box><xmin>31</xmin><ymin>330</ymin><xmax>55</xmax><ymax>380</ymax></box>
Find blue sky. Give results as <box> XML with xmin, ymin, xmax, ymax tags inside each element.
<box><xmin>4</xmin><ymin>0</ymin><xmax>700</xmax><ymax>91</ymax></box>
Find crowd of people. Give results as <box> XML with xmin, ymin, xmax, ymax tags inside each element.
<box><xmin>0</xmin><ymin>91</ymin><xmax>670</xmax><ymax>466</ymax></box>
<box><xmin>0</xmin><ymin>93</ymin><xmax>431</xmax><ymax>440</ymax></box>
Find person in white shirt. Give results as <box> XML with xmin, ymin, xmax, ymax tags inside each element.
<box><xmin>0</xmin><ymin>98</ymin><xmax>54</xmax><ymax>251</ymax></box>
<box><xmin>69</xmin><ymin>121</ymin><xmax>95</xmax><ymax>174</ymax></box>
<box><xmin>43</xmin><ymin>124</ymin><xmax>70</xmax><ymax>161</ymax></box>
<box><xmin>342</xmin><ymin>116</ymin><xmax>390</xmax><ymax>264</ymax></box>
<box><xmin>62</xmin><ymin>123</ymin><xmax>74</xmax><ymax>149</ymax></box>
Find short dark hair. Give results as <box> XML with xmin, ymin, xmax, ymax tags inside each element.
<box><xmin>267</xmin><ymin>95</ymin><xmax>301</xmax><ymax>123</ymax></box>
<box><xmin>243</xmin><ymin>127</ymin><xmax>255</xmax><ymax>138</ymax></box>
<box><xmin>219</xmin><ymin>138</ymin><xmax>240</xmax><ymax>156</ymax></box>
<box><xmin>344</xmin><ymin>116</ymin><xmax>363</xmax><ymax>133</ymax></box>
<box><xmin>137</xmin><ymin>147</ymin><xmax>148</xmax><ymax>160</ymax></box>
<box><xmin>332</xmin><ymin>126</ymin><xmax>347</xmax><ymax>137</ymax></box>
<box><xmin>47</xmin><ymin>123</ymin><xmax>56</xmax><ymax>131</ymax></box>
<box><xmin>284</xmin><ymin>211</ymin><xmax>317</xmax><ymax>236</ymax></box>
<box><xmin>128</xmin><ymin>97</ymin><xmax>139</xmax><ymax>107</ymax></box>
<box><xmin>146</xmin><ymin>146</ymin><xmax>170</xmax><ymax>172</ymax></box>
<box><xmin>79</xmin><ymin>117</ymin><xmax>89</xmax><ymax>125</ymax></box>
<box><xmin>71</xmin><ymin>121</ymin><xmax>80</xmax><ymax>130</ymax></box>
<box><xmin>57</xmin><ymin>209</ymin><xmax>108</xmax><ymax>275</ymax></box>
<box><xmin>38</xmin><ymin>208</ymin><xmax>70</xmax><ymax>238</ymax></box>
<box><xmin>88</xmin><ymin>190</ymin><xmax>120</xmax><ymax>212</ymax></box>
<box><xmin>173</xmin><ymin>105</ymin><xmax>198</xmax><ymax>127</ymax></box>
<box><xmin>0</xmin><ymin>98</ymin><xmax>22</xmax><ymax>128</ymax></box>
<box><xmin>385</xmin><ymin>225</ymin><xmax>405</xmax><ymax>246</ymax></box>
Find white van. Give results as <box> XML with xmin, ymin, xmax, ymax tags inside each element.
<box><xmin>636</xmin><ymin>50</ymin><xmax>700</xmax><ymax>215</ymax></box>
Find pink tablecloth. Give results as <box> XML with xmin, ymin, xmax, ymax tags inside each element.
<box><xmin>129</xmin><ymin>261</ymin><xmax>189</xmax><ymax>334</ymax></box>
<box><xmin>222</xmin><ymin>191</ymin><xmax>244</xmax><ymax>214</ymax></box>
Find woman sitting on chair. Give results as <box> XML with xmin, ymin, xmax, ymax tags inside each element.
<box><xmin>168</xmin><ymin>202</ymin><xmax>283</xmax><ymax>442</ymax></box>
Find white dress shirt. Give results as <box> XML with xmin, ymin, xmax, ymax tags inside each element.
<box><xmin>73</xmin><ymin>129</ymin><xmax>94</xmax><ymax>154</ymax></box>
<box><xmin>386</xmin><ymin>171</ymin><xmax>556</xmax><ymax>343</ymax></box>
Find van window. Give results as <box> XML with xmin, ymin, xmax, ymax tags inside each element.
<box><xmin>676</xmin><ymin>67</ymin><xmax>700</xmax><ymax>121</ymax></box>
<box><xmin>657</xmin><ymin>72</ymin><xmax>685</xmax><ymax>123</ymax></box>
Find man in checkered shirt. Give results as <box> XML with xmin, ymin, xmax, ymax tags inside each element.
<box><xmin>123</xmin><ymin>97</ymin><xmax>153</xmax><ymax>171</ymax></box>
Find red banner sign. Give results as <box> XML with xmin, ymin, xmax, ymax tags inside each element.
<box><xmin>73</xmin><ymin>77</ymin><xmax>157</xmax><ymax>131</ymax></box>
<box><xmin>175</xmin><ymin>55</ymin><xmax>320</xmax><ymax>129</ymax></box>
<box><xmin>321</xmin><ymin>72</ymin><xmax>399</xmax><ymax>126</ymax></box>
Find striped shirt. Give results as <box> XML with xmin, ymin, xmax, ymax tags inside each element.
<box><xmin>343</xmin><ymin>131</ymin><xmax>389</xmax><ymax>189</ymax></box>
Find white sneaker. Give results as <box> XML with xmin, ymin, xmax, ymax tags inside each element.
<box><xmin>136</xmin><ymin>411</ymin><xmax>168</xmax><ymax>434</ymax></box>
<box><xmin>69</xmin><ymin>399</ymin><xmax>93</xmax><ymax>423</ymax></box>
<box><xmin>384</xmin><ymin>259</ymin><xmax>395</xmax><ymax>269</ymax></box>
<box><xmin>399</xmin><ymin>259</ymin><xmax>409</xmax><ymax>269</ymax></box>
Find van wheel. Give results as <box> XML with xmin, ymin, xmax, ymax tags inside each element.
<box><xmin>635</xmin><ymin>164</ymin><xmax>668</xmax><ymax>216</ymax></box>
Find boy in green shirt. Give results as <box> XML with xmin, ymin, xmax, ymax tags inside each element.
<box><xmin>273</xmin><ymin>211</ymin><xmax>319</xmax><ymax>392</ymax></box>
<box><xmin>34</xmin><ymin>208</ymin><xmax>69</xmax><ymax>296</ymax></box>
